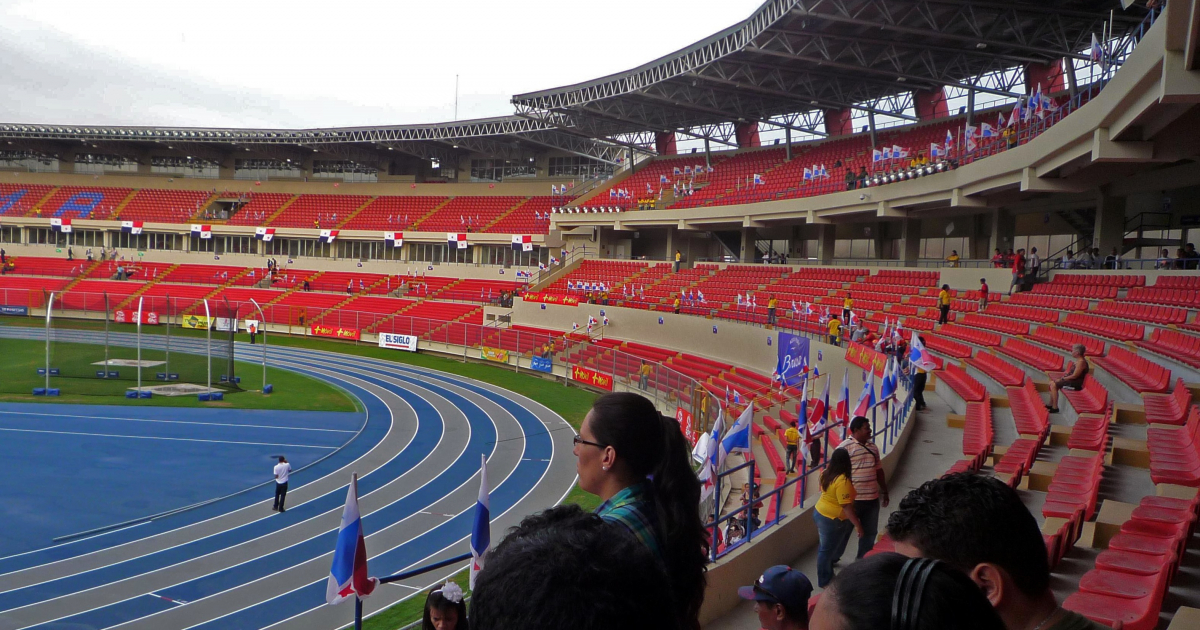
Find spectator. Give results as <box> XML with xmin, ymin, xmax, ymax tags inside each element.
<box><xmin>990</xmin><ymin>248</ymin><xmax>1004</xmax><ymax>268</ymax></box>
<box><xmin>572</xmin><ymin>392</ymin><xmax>707</xmax><ymax>627</ymax></box>
<box><xmin>784</xmin><ymin>421</ymin><xmax>801</xmax><ymax>474</ymax></box>
<box><xmin>909</xmin><ymin>337</ymin><xmax>928</xmax><ymax>411</ymax></box>
<box><xmin>0</xmin><ymin>248</ymin><xmax>5</xmax><ymax>264</ymax></box>
<box><xmin>1028</xmin><ymin>247</ymin><xmax>1041</xmax><ymax>278</ymax></box>
<box><xmin>740</xmin><ymin>482</ymin><xmax>762</xmax><ymax>531</ymax></box>
<box><xmin>844</xmin><ymin>168</ymin><xmax>857</xmax><ymax>191</ymax></box>
<box><xmin>837</xmin><ymin>416</ymin><xmax>889</xmax><ymax>560</ymax></box>
<box><xmin>674</xmin><ymin>249</ymin><xmax>682</xmax><ymax>272</ymax></box>
<box><xmin>978</xmin><ymin>278</ymin><xmax>989</xmax><ymax>311</ymax></box>
<box><xmin>1175</xmin><ymin>247</ymin><xmax>1188</xmax><ymax>270</ymax></box>
<box><xmin>813</xmin><ymin>448</ymin><xmax>863</xmax><ymax>588</ymax></box>
<box><xmin>937</xmin><ymin>284</ymin><xmax>951</xmax><ymax>325</ymax></box>
<box><xmin>638</xmin><ymin>360</ymin><xmax>651</xmax><ymax>391</ymax></box>
<box><xmin>67</xmin><ymin>247</ymin><xmax>74</xmax><ymax>261</ymax></box>
<box><xmin>1155</xmin><ymin>248</ymin><xmax>1172</xmax><ymax>269</ymax></box>
<box><xmin>1076</xmin><ymin>247</ymin><xmax>1094</xmax><ymax>269</ymax></box>
<box><xmin>1008</xmin><ymin>248</ymin><xmax>1025</xmax><ymax>295</ymax></box>
<box><xmin>470</xmin><ymin>504</ymin><xmax>682</xmax><ymax>630</ymax></box>
<box><xmin>1090</xmin><ymin>247</ymin><xmax>1103</xmax><ymax>269</ymax></box>
<box><xmin>850</xmin><ymin>323</ymin><xmax>867</xmax><ymax>344</ymax></box>
<box><xmin>827</xmin><ymin>314</ymin><xmax>841</xmax><ymax>346</ymax></box>
<box><xmin>945</xmin><ymin>250</ymin><xmax>960</xmax><ymax>267</ymax></box>
<box><xmin>842</xmin><ymin>294</ymin><xmax>853</xmax><ymax>323</ymax></box>
<box><xmin>1103</xmin><ymin>247</ymin><xmax>1121</xmax><ymax>270</ymax></box>
<box><xmin>767</xmin><ymin>295</ymin><xmax>778</xmax><ymax>325</ymax></box>
<box><xmin>421</xmin><ymin>582</ymin><xmax>467</xmax><ymax>630</ymax></box>
<box><xmin>1061</xmin><ymin>250</ymin><xmax>1075</xmax><ymax>269</ymax></box>
<box><xmin>1004</xmin><ymin>248</ymin><xmax>1015</xmax><ymax>268</ymax></box>
<box><xmin>856</xmin><ymin>167</ymin><xmax>867</xmax><ymax>188</ymax></box>
<box><xmin>887</xmin><ymin>473</ymin><xmax>1105</xmax><ymax>630</ymax></box>
<box><xmin>810</xmin><ymin>552</ymin><xmax>1005</xmax><ymax>630</ymax></box>
<box><xmin>1185</xmin><ymin>242</ymin><xmax>1198</xmax><ymax>269</ymax></box>
<box><xmin>673</xmin><ymin>295</ymin><xmax>681</xmax><ymax>315</ymax></box>
<box><xmin>1045</xmin><ymin>344</ymin><xmax>1089</xmax><ymax>414</ymax></box>
<box><xmin>737</xmin><ymin>565</ymin><xmax>813</xmax><ymax>630</ymax></box>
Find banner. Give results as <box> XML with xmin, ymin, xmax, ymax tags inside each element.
<box><xmin>113</xmin><ymin>310</ymin><xmax>160</xmax><ymax>325</ymax></box>
<box><xmin>378</xmin><ymin>332</ymin><xmax>418</xmax><ymax>352</ymax></box>
<box><xmin>571</xmin><ymin>365</ymin><xmax>614</xmax><ymax>391</ymax></box>
<box><xmin>311</xmin><ymin>323</ymin><xmax>361</xmax><ymax>341</ymax></box>
<box><xmin>0</xmin><ymin>305</ymin><xmax>29</xmax><ymax>316</ymax></box>
<box><xmin>215</xmin><ymin>317</ymin><xmax>237</xmax><ymax>332</ymax></box>
<box><xmin>676</xmin><ymin>406</ymin><xmax>698</xmax><ymax>446</ymax></box>
<box><xmin>521</xmin><ymin>292</ymin><xmax>580</xmax><ymax>306</ymax></box>
<box><xmin>180</xmin><ymin>314</ymin><xmax>212</xmax><ymax>330</ymax></box>
<box><xmin>481</xmin><ymin>346</ymin><xmax>510</xmax><ymax>363</ymax></box>
<box><xmin>530</xmin><ymin>356</ymin><xmax>553</xmax><ymax>373</ymax></box>
<box><xmin>774</xmin><ymin>332</ymin><xmax>810</xmax><ymax>387</ymax></box>
<box><xmin>845</xmin><ymin>342</ymin><xmax>888</xmax><ymax>377</ymax></box>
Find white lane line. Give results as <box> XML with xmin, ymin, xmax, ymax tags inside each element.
<box><xmin>0</xmin><ymin>427</ymin><xmax>336</xmax><ymax>450</ymax></box>
<box><xmin>0</xmin><ymin>410</ymin><xmax>357</xmax><ymax>434</ymax></box>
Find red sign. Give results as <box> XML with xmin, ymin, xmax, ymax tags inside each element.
<box><xmin>676</xmin><ymin>406</ymin><xmax>697</xmax><ymax>446</ymax></box>
<box><xmin>845</xmin><ymin>342</ymin><xmax>888</xmax><ymax>377</ymax></box>
<box><xmin>310</xmin><ymin>323</ymin><xmax>361</xmax><ymax>341</ymax></box>
<box><xmin>112</xmin><ymin>310</ymin><xmax>160</xmax><ymax>325</ymax></box>
<box><xmin>571</xmin><ymin>365</ymin><xmax>613</xmax><ymax>390</ymax></box>
<box><xmin>522</xmin><ymin>292</ymin><xmax>580</xmax><ymax>306</ymax></box>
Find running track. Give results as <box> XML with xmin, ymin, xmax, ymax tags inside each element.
<box><xmin>0</xmin><ymin>327</ymin><xmax>578</xmax><ymax>630</ymax></box>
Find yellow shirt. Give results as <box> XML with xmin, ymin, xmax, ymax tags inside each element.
<box><xmin>639</xmin><ymin>364</ymin><xmax>651</xmax><ymax>376</ymax></box>
<box><xmin>768</xmin><ymin>298</ymin><xmax>778</xmax><ymax>309</ymax></box>
<box><xmin>939</xmin><ymin>289</ymin><xmax>951</xmax><ymax>306</ymax></box>
<box><xmin>816</xmin><ymin>475</ymin><xmax>856</xmax><ymax>520</ymax></box>
<box><xmin>675</xmin><ymin>252</ymin><xmax>681</xmax><ymax>262</ymax></box>
<box><xmin>673</xmin><ymin>298</ymin><xmax>680</xmax><ymax>308</ymax></box>
<box><xmin>828</xmin><ymin>319</ymin><xmax>841</xmax><ymax>336</ymax></box>
<box><xmin>843</xmin><ymin>298</ymin><xmax>853</xmax><ymax>310</ymax></box>
<box><xmin>784</xmin><ymin>426</ymin><xmax>800</xmax><ymax>447</ymax></box>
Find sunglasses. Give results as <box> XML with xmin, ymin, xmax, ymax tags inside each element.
<box><xmin>572</xmin><ymin>435</ymin><xmax>608</xmax><ymax>449</ymax></box>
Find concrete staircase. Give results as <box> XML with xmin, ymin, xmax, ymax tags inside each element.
<box><xmin>115</xmin><ymin>263</ymin><xmax>181</xmax><ymax>309</ymax></box>
<box><xmin>261</xmin><ymin>195</ymin><xmax>301</xmax><ymax>227</ymax></box>
<box><xmin>422</xmin><ymin>306</ymin><xmax>484</xmax><ymax>341</ymax></box>
<box><xmin>408</xmin><ymin>197</ymin><xmax>455</xmax><ymax>230</ymax></box>
<box><xmin>334</xmin><ymin>196</ymin><xmax>379</xmax><ymax>230</ymax></box>
<box><xmin>364</xmin><ymin>301</ymin><xmax>422</xmax><ymax>334</ymax></box>
<box><xmin>482</xmin><ymin>197</ymin><xmax>531</xmax><ymax>231</ymax></box>
<box><xmin>183</xmin><ymin>268</ymin><xmax>257</xmax><ymax>314</ymax></box>
<box><xmin>59</xmin><ymin>259</ymin><xmax>106</xmax><ymax>293</ymax></box>
<box><xmin>106</xmin><ymin>189</ymin><xmax>142</xmax><ymax>220</ymax></box>
<box><xmin>25</xmin><ymin>187</ymin><xmax>60</xmax><ymax>217</ymax></box>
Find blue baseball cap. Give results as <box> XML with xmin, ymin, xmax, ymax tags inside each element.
<box><xmin>737</xmin><ymin>565</ymin><xmax>813</xmax><ymax>614</ymax></box>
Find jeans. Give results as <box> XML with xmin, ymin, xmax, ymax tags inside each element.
<box><xmin>767</xmin><ymin>308</ymin><xmax>777</xmax><ymax>324</ymax></box>
<box><xmin>913</xmin><ymin>372</ymin><xmax>927</xmax><ymax>409</ymax></box>
<box><xmin>852</xmin><ymin>498</ymin><xmax>881</xmax><ymax>559</ymax></box>
<box><xmin>814</xmin><ymin>510</ymin><xmax>854</xmax><ymax>587</ymax></box>
<box><xmin>274</xmin><ymin>482</ymin><xmax>288</xmax><ymax>511</ymax></box>
<box><xmin>639</xmin><ymin>375</ymin><xmax>648</xmax><ymax>391</ymax></box>
<box><xmin>938</xmin><ymin>304</ymin><xmax>950</xmax><ymax>324</ymax></box>
<box><xmin>785</xmin><ymin>445</ymin><xmax>797</xmax><ymax>472</ymax></box>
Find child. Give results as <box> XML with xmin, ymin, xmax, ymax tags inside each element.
<box><xmin>979</xmin><ymin>278</ymin><xmax>989</xmax><ymax>311</ymax></box>
<box><xmin>422</xmin><ymin>581</ymin><xmax>468</xmax><ymax>630</ymax></box>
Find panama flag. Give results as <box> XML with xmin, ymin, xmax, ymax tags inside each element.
<box><xmin>1009</xmin><ymin>100</ymin><xmax>1022</xmax><ymax>126</ymax></box>
<box><xmin>882</xmin><ymin>146</ymin><xmax>892</xmax><ymax>160</ymax></box>
<box><xmin>930</xmin><ymin>143</ymin><xmax>943</xmax><ymax>158</ymax></box>
<box><xmin>448</xmin><ymin>233</ymin><xmax>468</xmax><ymax>250</ymax></box>
<box><xmin>721</xmin><ymin>404</ymin><xmax>754</xmax><ymax>460</ymax></box>
<box><xmin>997</xmin><ymin>112</ymin><xmax>1006</xmax><ymax>129</ymax></box>
<box><xmin>469</xmin><ymin>455</ymin><xmax>491</xmax><ymax>589</ymax></box>
<box><xmin>697</xmin><ymin>408</ymin><xmax>725</xmax><ymax>500</ymax></box>
<box><xmin>796</xmin><ymin>396</ymin><xmax>812</xmax><ymax>462</ymax></box>
<box><xmin>255</xmin><ymin>227</ymin><xmax>276</xmax><ymax>242</ymax></box>
<box><xmin>872</xmin><ymin>149</ymin><xmax>883</xmax><ymax>163</ymax></box>
<box><xmin>511</xmin><ymin>235</ymin><xmax>533</xmax><ymax>252</ymax></box>
<box><xmin>980</xmin><ymin>123</ymin><xmax>995</xmax><ymax>139</ymax></box>
<box><xmin>909</xmin><ymin>331</ymin><xmax>938</xmax><ymax>371</ymax></box>
<box><xmin>1090</xmin><ymin>33</ymin><xmax>1106</xmax><ymax>63</ymax></box>
<box><xmin>878</xmin><ymin>358</ymin><xmax>896</xmax><ymax>405</ymax></box>
<box><xmin>893</xmin><ymin>145</ymin><xmax>906</xmax><ymax>159</ymax></box>
<box><xmin>326</xmin><ymin>474</ymin><xmax>378</xmax><ymax>605</ymax></box>
<box><xmin>853</xmin><ymin>371</ymin><xmax>876</xmax><ymax>418</ymax></box>
<box><xmin>384</xmin><ymin>231</ymin><xmax>403</xmax><ymax>247</ymax></box>
<box><xmin>319</xmin><ymin>230</ymin><xmax>339</xmax><ymax>244</ymax></box>
<box><xmin>49</xmin><ymin>217</ymin><xmax>72</xmax><ymax>233</ymax></box>
<box><xmin>803</xmin><ymin>167</ymin><xmax>813</xmax><ymax>181</ymax></box>
<box><xmin>753</xmin><ymin>173</ymin><xmax>764</xmax><ymax>185</ymax></box>
<box><xmin>944</xmin><ymin>129</ymin><xmax>954</xmax><ymax>149</ymax></box>
<box><xmin>121</xmin><ymin>220</ymin><xmax>144</xmax><ymax>235</ymax></box>
<box><xmin>834</xmin><ymin>369</ymin><xmax>850</xmax><ymax>428</ymax></box>
<box><xmin>191</xmin><ymin>224</ymin><xmax>211</xmax><ymax>239</ymax></box>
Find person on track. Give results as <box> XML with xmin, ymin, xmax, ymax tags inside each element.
<box><xmin>273</xmin><ymin>456</ymin><xmax>291</xmax><ymax>512</ymax></box>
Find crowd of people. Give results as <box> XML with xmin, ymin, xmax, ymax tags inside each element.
<box><xmin>421</xmin><ymin>392</ymin><xmax>1099</xmax><ymax>630</ymax></box>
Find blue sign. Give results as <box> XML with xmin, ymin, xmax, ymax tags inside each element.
<box><xmin>530</xmin><ymin>357</ymin><xmax>554</xmax><ymax>373</ymax></box>
<box><xmin>774</xmin><ymin>331</ymin><xmax>811</xmax><ymax>387</ymax></box>
<box><xmin>658</xmin><ymin>317</ymin><xmax>664</xmax><ymax>325</ymax></box>
<box><xmin>0</xmin><ymin>305</ymin><xmax>28</xmax><ymax>316</ymax></box>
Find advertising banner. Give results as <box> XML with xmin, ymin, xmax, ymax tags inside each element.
<box><xmin>774</xmin><ymin>332</ymin><xmax>811</xmax><ymax>387</ymax></box>
<box><xmin>215</xmin><ymin>317</ymin><xmax>237</xmax><ymax>332</ymax></box>
<box><xmin>310</xmin><ymin>323</ymin><xmax>361</xmax><ymax>341</ymax></box>
<box><xmin>0</xmin><ymin>305</ymin><xmax>29</xmax><ymax>316</ymax></box>
<box><xmin>530</xmin><ymin>356</ymin><xmax>554</xmax><ymax>373</ymax></box>
<box><xmin>845</xmin><ymin>342</ymin><xmax>888</xmax><ymax>377</ymax></box>
<box><xmin>180</xmin><ymin>314</ymin><xmax>212</xmax><ymax>330</ymax></box>
<box><xmin>378</xmin><ymin>333</ymin><xmax>418</xmax><ymax>352</ymax></box>
<box><xmin>481</xmin><ymin>346</ymin><xmax>510</xmax><ymax>363</ymax></box>
<box><xmin>675</xmin><ymin>406</ymin><xmax>697</xmax><ymax>446</ymax></box>
<box><xmin>521</xmin><ymin>292</ymin><xmax>580</xmax><ymax>306</ymax></box>
<box><xmin>113</xmin><ymin>310</ymin><xmax>161</xmax><ymax>325</ymax></box>
<box><xmin>571</xmin><ymin>365</ymin><xmax>614</xmax><ymax>391</ymax></box>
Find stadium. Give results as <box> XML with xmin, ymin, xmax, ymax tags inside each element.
<box><xmin>0</xmin><ymin>0</ymin><xmax>1198</xmax><ymax>628</ymax></box>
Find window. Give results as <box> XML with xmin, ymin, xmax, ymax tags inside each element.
<box><xmin>481</xmin><ymin>245</ymin><xmax>548</xmax><ymax>267</ymax></box>
<box><xmin>0</xmin><ymin>151</ymin><xmax>59</xmax><ymax>172</ymax></box>
<box><xmin>470</xmin><ymin>159</ymin><xmax>536</xmax><ymax>182</ymax></box>
<box><xmin>548</xmin><ymin>156</ymin><xmax>613</xmax><ymax>178</ymax></box>
<box><xmin>220</xmin><ymin>236</ymin><xmax>255</xmax><ymax>255</ymax></box>
<box><xmin>0</xmin><ymin>226</ymin><xmax>20</xmax><ymax>243</ymax></box>
<box><xmin>337</xmin><ymin>240</ymin><xmax>403</xmax><ymax>261</ymax></box>
<box><xmin>73</xmin><ymin>154</ymin><xmax>137</xmax><ymax>174</ymax></box>
<box><xmin>313</xmin><ymin>161</ymin><xmax>379</xmax><ymax>183</ymax></box>
<box><xmin>234</xmin><ymin>159</ymin><xmax>302</xmax><ymax>180</ymax></box>
<box><xmin>409</xmin><ymin>242</ymin><xmax>470</xmax><ymax>264</ymax></box>
<box><xmin>151</xmin><ymin>156</ymin><xmax>220</xmax><ymax>179</ymax></box>
<box><xmin>833</xmin><ymin>239</ymin><xmax>877</xmax><ymax>259</ymax></box>
<box><xmin>265</xmin><ymin>238</ymin><xmax>332</xmax><ymax>259</ymax></box>
<box><xmin>190</xmin><ymin>236</ymin><xmax>216</xmax><ymax>253</ymax></box>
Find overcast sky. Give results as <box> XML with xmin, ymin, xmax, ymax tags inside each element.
<box><xmin>0</xmin><ymin>0</ymin><xmax>763</xmax><ymax>129</ymax></box>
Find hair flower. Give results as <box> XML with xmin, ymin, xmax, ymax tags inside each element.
<box><xmin>437</xmin><ymin>581</ymin><xmax>464</xmax><ymax>604</ymax></box>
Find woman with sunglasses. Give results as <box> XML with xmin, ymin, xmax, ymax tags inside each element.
<box><xmin>573</xmin><ymin>392</ymin><xmax>708</xmax><ymax>630</ymax></box>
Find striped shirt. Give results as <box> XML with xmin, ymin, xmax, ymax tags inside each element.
<box><xmin>840</xmin><ymin>439</ymin><xmax>882</xmax><ymax>501</ymax></box>
<box><xmin>596</xmin><ymin>482</ymin><xmax>663</xmax><ymax>560</ymax></box>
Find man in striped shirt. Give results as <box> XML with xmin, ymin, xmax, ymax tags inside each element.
<box><xmin>836</xmin><ymin>416</ymin><xmax>889</xmax><ymax>561</ymax></box>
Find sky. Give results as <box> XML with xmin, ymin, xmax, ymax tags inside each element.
<box><xmin>0</xmin><ymin>0</ymin><xmax>764</xmax><ymax>129</ymax></box>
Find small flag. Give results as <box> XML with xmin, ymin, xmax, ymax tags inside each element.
<box><xmin>853</xmin><ymin>371</ymin><xmax>876</xmax><ymax>417</ymax></box>
<box><xmin>660</xmin><ymin>174</ymin><xmax>669</xmax><ymax>184</ymax></box>
<box><xmin>752</xmin><ymin>173</ymin><xmax>764</xmax><ymax>185</ymax></box>
<box><xmin>326</xmin><ymin>475</ymin><xmax>378</xmax><ymax>605</ymax></box>
<box><xmin>121</xmin><ymin>220</ymin><xmax>143</xmax><ymax>235</ymax></box>
<box><xmin>1090</xmin><ymin>33</ymin><xmax>1105</xmax><ymax>62</ymax></box>
<box><xmin>255</xmin><ymin>227</ymin><xmax>276</xmax><ymax>242</ymax></box>
<box><xmin>930</xmin><ymin>143</ymin><xmax>943</xmax><ymax>158</ymax></box>
<box><xmin>882</xmin><ymin>146</ymin><xmax>892</xmax><ymax>160</ymax></box>
<box><xmin>872</xmin><ymin>149</ymin><xmax>883</xmax><ymax>163</ymax></box>
<box><xmin>384</xmin><ymin>231</ymin><xmax>403</xmax><ymax>247</ymax></box>
<box><xmin>980</xmin><ymin>123</ymin><xmax>995</xmax><ymax>138</ymax></box>
<box><xmin>448</xmin><ymin>233</ymin><xmax>468</xmax><ymax>250</ymax></box>
<box><xmin>909</xmin><ymin>332</ymin><xmax>938</xmax><ymax>371</ymax></box>
<box><xmin>720</xmin><ymin>404</ymin><xmax>754</xmax><ymax>460</ymax></box>
<box><xmin>319</xmin><ymin>229</ymin><xmax>339</xmax><ymax>244</ymax></box>
<box><xmin>470</xmin><ymin>455</ymin><xmax>491</xmax><ymax>590</ymax></box>
<box><xmin>511</xmin><ymin>235</ymin><xmax>533</xmax><ymax>252</ymax></box>
<box><xmin>803</xmin><ymin>167</ymin><xmax>812</xmax><ymax>181</ymax></box>
<box><xmin>673</xmin><ymin>166</ymin><xmax>682</xmax><ymax>175</ymax></box>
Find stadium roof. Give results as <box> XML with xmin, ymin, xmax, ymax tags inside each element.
<box><xmin>0</xmin><ymin>0</ymin><xmax>1149</xmax><ymax>166</ymax></box>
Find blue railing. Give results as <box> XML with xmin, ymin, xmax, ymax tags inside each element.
<box><xmin>353</xmin><ymin>552</ymin><xmax>473</xmax><ymax>629</ymax></box>
<box><xmin>706</xmin><ymin>371</ymin><xmax>916</xmax><ymax>562</ymax></box>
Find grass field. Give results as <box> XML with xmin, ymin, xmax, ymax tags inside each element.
<box><xmin>1</xmin><ymin>316</ymin><xmax>598</xmax><ymax>630</ymax></box>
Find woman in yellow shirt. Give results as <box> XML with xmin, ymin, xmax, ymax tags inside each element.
<box><xmin>813</xmin><ymin>448</ymin><xmax>863</xmax><ymax>587</ymax></box>
<box><xmin>842</xmin><ymin>295</ymin><xmax>853</xmax><ymax>323</ymax></box>
<box><xmin>827</xmin><ymin>315</ymin><xmax>841</xmax><ymax>346</ymax></box>
<box><xmin>937</xmin><ymin>283</ymin><xmax>951</xmax><ymax>325</ymax></box>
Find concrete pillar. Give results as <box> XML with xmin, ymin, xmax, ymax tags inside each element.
<box><xmin>655</xmin><ymin>132</ymin><xmax>678</xmax><ymax>156</ymax></box>
<box><xmin>899</xmin><ymin>218</ymin><xmax>923</xmax><ymax>265</ymax></box>
<box><xmin>740</xmin><ymin>227</ymin><xmax>755</xmax><ymax>263</ymax></box>
<box><xmin>972</xmin><ymin>214</ymin><xmax>991</xmax><ymax>260</ymax></box>
<box><xmin>872</xmin><ymin>222</ymin><xmax>887</xmax><ymax>260</ymax></box>
<box><xmin>665</xmin><ymin>227</ymin><xmax>676</xmax><ymax>263</ymax></box>
<box><xmin>817</xmin><ymin>224</ymin><xmax>836</xmax><ymax>264</ymax></box>
<box><xmin>735</xmin><ymin>123</ymin><xmax>760</xmax><ymax>149</ymax></box>
<box><xmin>1094</xmin><ymin>193</ymin><xmax>1127</xmax><ymax>255</ymax></box>
<box><xmin>220</xmin><ymin>154</ymin><xmax>236</xmax><ymax>179</ymax></box>
<box><xmin>868</xmin><ymin>113</ymin><xmax>878</xmax><ymax>150</ymax></box>
<box><xmin>987</xmin><ymin>209</ymin><xmax>1016</xmax><ymax>255</ymax></box>
<box><xmin>914</xmin><ymin>89</ymin><xmax>949</xmax><ymax>121</ymax></box>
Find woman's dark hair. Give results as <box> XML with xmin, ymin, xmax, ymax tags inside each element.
<box><xmin>588</xmin><ymin>392</ymin><xmax>708</xmax><ymax>628</ymax></box>
<box><xmin>824</xmin><ymin>552</ymin><xmax>1005</xmax><ymax>630</ymax></box>
<box><xmin>422</xmin><ymin>585</ymin><xmax>468</xmax><ymax>630</ymax></box>
<box><xmin>820</xmin><ymin>446</ymin><xmax>852</xmax><ymax>490</ymax></box>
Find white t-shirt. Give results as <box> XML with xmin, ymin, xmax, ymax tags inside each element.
<box><xmin>274</xmin><ymin>462</ymin><xmax>292</xmax><ymax>484</ymax></box>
